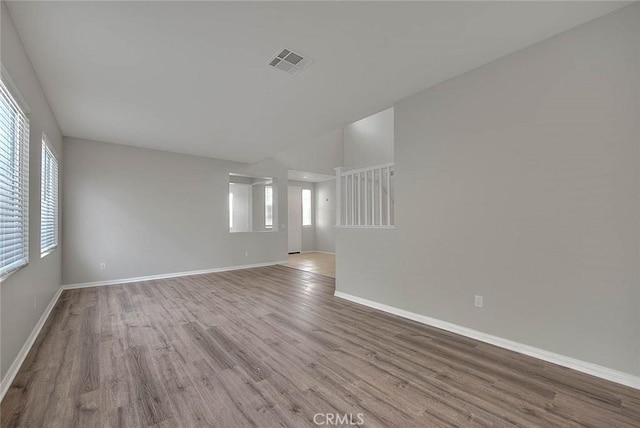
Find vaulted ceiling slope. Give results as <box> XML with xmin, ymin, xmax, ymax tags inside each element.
<box><xmin>6</xmin><ymin>1</ymin><xmax>628</xmax><ymax>163</ymax></box>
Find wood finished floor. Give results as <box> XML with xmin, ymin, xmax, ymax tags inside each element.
<box><xmin>1</xmin><ymin>265</ymin><xmax>638</xmax><ymax>427</ymax></box>
<box><xmin>281</xmin><ymin>252</ymin><xmax>335</xmax><ymax>278</ymax></box>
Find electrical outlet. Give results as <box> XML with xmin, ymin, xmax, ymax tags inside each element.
<box><xmin>100</xmin><ymin>262</ymin><xmax>106</xmax><ymax>270</ymax></box>
<box><xmin>474</xmin><ymin>295</ymin><xmax>483</xmax><ymax>308</ymax></box>
<box><xmin>244</xmin><ymin>251</ymin><xmax>249</xmax><ymax>257</ymax></box>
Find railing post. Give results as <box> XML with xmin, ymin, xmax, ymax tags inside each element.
<box><xmin>335</xmin><ymin>167</ymin><xmax>344</xmax><ymax>226</ymax></box>
<box><xmin>364</xmin><ymin>170</ymin><xmax>368</xmax><ymax>226</ymax></box>
<box><xmin>378</xmin><ymin>168</ymin><xmax>383</xmax><ymax>226</ymax></box>
<box><xmin>357</xmin><ymin>173</ymin><xmax>361</xmax><ymax>226</ymax></box>
<box><xmin>370</xmin><ymin>169</ymin><xmax>375</xmax><ymax>226</ymax></box>
<box><xmin>351</xmin><ymin>173</ymin><xmax>355</xmax><ymax>226</ymax></box>
<box><xmin>386</xmin><ymin>167</ymin><xmax>391</xmax><ymax>226</ymax></box>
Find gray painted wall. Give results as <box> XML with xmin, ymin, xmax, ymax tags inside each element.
<box><xmin>1</xmin><ymin>2</ymin><xmax>63</xmax><ymax>379</ymax></box>
<box><xmin>287</xmin><ymin>180</ymin><xmax>316</xmax><ymax>252</ymax></box>
<box><xmin>315</xmin><ymin>179</ymin><xmax>336</xmax><ymax>253</ymax></box>
<box><xmin>274</xmin><ymin>129</ymin><xmax>344</xmax><ymax>175</ymax></box>
<box><xmin>344</xmin><ymin>107</ymin><xmax>394</xmax><ymax>170</ymax></box>
<box><xmin>62</xmin><ymin>138</ymin><xmax>288</xmax><ymax>285</ymax></box>
<box><xmin>337</xmin><ymin>4</ymin><xmax>640</xmax><ymax>376</ymax></box>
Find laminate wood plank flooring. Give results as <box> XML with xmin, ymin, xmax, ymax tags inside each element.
<box><xmin>281</xmin><ymin>252</ymin><xmax>335</xmax><ymax>278</ymax></box>
<box><xmin>1</xmin><ymin>265</ymin><xmax>638</xmax><ymax>427</ymax></box>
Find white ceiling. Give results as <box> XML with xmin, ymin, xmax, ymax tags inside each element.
<box><xmin>288</xmin><ymin>170</ymin><xmax>335</xmax><ymax>183</ymax></box>
<box><xmin>6</xmin><ymin>1</ymin><xmax>628</xmax><ymax>163</ymax></box>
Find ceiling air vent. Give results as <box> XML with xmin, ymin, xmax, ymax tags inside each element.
<box><xmin>268</xmin><ymin>47</ymin><xmax>312</xmax><ymax>75</ymax></box>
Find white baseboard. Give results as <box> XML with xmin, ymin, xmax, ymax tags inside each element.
<box><xmin>301</xmin><ymin>251</ymin><xmax>335</xmax><ymax>255</ymax></box>
<box><xmin>334</xmin><ymin>291</ymin><xmax>640</xmax><ymax>390</ymax></box>
<box><xmin>62</xmin><ymin>261</ymin><xmax>288</xmax><ymax>290</ymax></box>
<box><xmin>0</xmin><ymin>287</ymin><xmax>63</xmax><ymax>401</ymax></box>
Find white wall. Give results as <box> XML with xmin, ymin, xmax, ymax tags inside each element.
<box><xmin>1</xmin><ymin>2</ymin><xmax>63</xmax><ymax>379</ymax></box>
<box><xmin>337</xmin><ymin>4</ymin><xmax>640</xmax><ymax>376</ymax></box>
<box><xmin>62</xmin><ymin>138</ymin><xmax>288</xmax><ymax>285</ymax></box>
<box><xmin>344</xmin><ymin>107</ymin><xmax>394</xmax><ymax>170</ymax></box>
<box><xmin>274</xmin><ymin>129</ymin><xmax>344</xmax><ymax>175</ymax></box>
<box><xmin>315</xmin><ymin>179</ymin><xmax>336</xmax><ymax>253</ymax></box>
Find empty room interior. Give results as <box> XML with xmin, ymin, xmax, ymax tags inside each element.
<box><xmin>1</xmin><ymin>1</ymin><xmax>639</xmax><ymax>427</ymax></box>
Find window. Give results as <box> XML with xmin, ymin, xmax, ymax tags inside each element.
<box><xmin>264</xmin><ymin>185</ymin><xmax>273</xmax><ymax>228</ymax></box>
<box><xmin>302</xmin><ymin>188</ymin><xmax>312</xmax><ymax>226</ymax></box>
<box><xmin>0</xmin><ymin>79</ymin><xmax>30</xmax><ymax>277</ymax></box>
<box><xmin>41</xmin><ymin>136</ymin><xmax>58</xmax><ymax>256</ymax></box>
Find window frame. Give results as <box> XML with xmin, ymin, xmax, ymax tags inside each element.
<box><xmin>40</xmin><ymin>134</ymin><xmax>59</xmax><ymax>257</ymax></box>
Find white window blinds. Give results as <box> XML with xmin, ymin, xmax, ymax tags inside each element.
<box><xmin>41</xmin><ymin>136</ymin><xmax>58</xmax><ymax>255</ymax></box>
<box><xmin>0</xmin><ymin>79</ymin><xmax>29</xmax><ymax>277</ymax></box>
